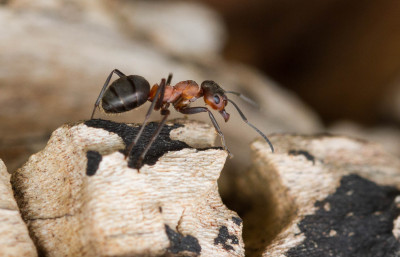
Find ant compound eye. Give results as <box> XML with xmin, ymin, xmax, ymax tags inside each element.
<box><xmin>213</xmin><ymin>95</ymin><xmax>220</xmax><ymax>104</ymax></box>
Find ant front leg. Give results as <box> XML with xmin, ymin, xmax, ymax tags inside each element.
<box><xmin>90</xmin><ymin>69</ymin><xmax>126</xmax><ymax>119</ymax></box>
<box><xmin>179</xmin><ymin>107</ymin><xmax>233</xmax><ymax>158</ymax></box>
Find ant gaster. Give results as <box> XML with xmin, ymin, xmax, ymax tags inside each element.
<box><xmin>90</xmin><ymin>69</ymin><xmax>274</xmax><ymax>168</ymax></box>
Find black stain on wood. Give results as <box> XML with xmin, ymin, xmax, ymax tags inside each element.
<box><xmin>288</xmin><ymin>149</ymin><xmax>315</xmax><ymax>164</ymax></box>
<box><xmin>86</xmin><ymin>150</ymin><xmax>102</xmax><ymax>176</ymax></box>
<box><xmin>232</xmin><ymin>216</ymin><xmax>242</xmax><ymax>226</ymax></box>
<box><xmin>214</xmin><ymin>226</ymin><xmax>239</xmax><ymax>251</ymax></box>
<box><xmin>287</xmin><ymin>174</ymin><xmax>400</xmax><ymax>257</ymax></box>
<box><xmin>165</xmin><ymin>225</ymin><xmax>201</xmax><ymax>255</ymax></box>
<box><xmin>85</xmin><ymin>119</ymin><xmax>197</xmax><ymax>169</ymax></box>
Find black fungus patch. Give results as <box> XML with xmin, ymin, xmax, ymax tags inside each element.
<box><xmin>86</xmin><ymin>151</ymin><xmax>102</xmax><ymax>176</ymax></box>
<box><xmin>165</xmin><ymin>225</ymin><xmax>201</xmax><ymax>255</ymax></box>
<box><xmin>232</xmin><ymin>216</ymin><xmax>242</xmax><ymax>226</ymax></box>
<box><xmin>214</xmin><ymin>226</ymin><xmax>239</xmax><ymax>251</ymax></box>
<box><xmin>287</xmin><ymin>174</ymin><xmax>400</xmax><ymax>257</ymax></box>
<box><xmin>288</xmin><ymin>149</ymin><xmax>315</xmax><ymax>164</ymax></box>
<box><xmin>85</xmin><ymin>119</ymin><xmax>198</xmax><ymax>169</ymax></box>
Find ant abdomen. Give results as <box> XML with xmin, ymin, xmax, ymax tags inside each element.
<box><xmin>102</xmin><ymin>75</ymin><xmax>150</xmax><ymax>113</ymax></box>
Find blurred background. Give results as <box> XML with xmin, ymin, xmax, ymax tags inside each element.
<box><xmin>1</xmin><ymin>0</ymin><xmax>400</xmax><ymax>255</ymax></box>
<box><xmin>206</xmin><ymin>0</ymin><xmax>400</xmax><ymax>126</ymax></box>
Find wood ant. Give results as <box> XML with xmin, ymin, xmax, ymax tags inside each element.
<box><xmin>90</xmin><ymin>69</ymin><xmax>274</xmax><ymax>168</ymax></box>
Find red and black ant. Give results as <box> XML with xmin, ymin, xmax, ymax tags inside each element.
<box><xmin>90</xmin><ymin>69</ymin><xmax>274</xmax><ymax>167</ymax></box>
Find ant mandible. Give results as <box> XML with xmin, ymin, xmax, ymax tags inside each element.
<box><xmin>90</xmin><ymin>69</ymin><xmax>274</xmax><ymax>168</ymax></box>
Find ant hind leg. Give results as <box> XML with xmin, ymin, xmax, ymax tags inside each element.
<box><xmin>90</xmin><ymin>69</ymin><xmax>126</xmax><ymax>119</ymax></box>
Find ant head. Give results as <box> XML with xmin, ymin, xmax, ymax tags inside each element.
<box><xmin>201</xmin><ymin>80</ymin><xmax>230</xmax><ymax>122</ymax></box>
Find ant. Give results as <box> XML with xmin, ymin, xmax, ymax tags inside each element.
<box><xmin>90</xmin><ymin>69</ymin><xmax>274</xmax><ymax>168</ymax></box>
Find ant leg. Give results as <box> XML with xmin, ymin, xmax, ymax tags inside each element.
<box><xmin>136</xmin><ymin>109</ymin><xmax>170</xmax><ymax>169</ymax></box>
<box><xmin>166</xmin><ymin>73</ymin><xmax>173</xmax><ymax>85</ymax></box>
<box><xmin>90</xmin><ymin>69</ymin><xmax>126</xmax><ymax>119</ymax></box>
<box><xmin>155</xmin><ymin>81</ymin><xmax>166</xmax><ymax>110</ymax></box>
<box><xmin>179</xmin><ymin>107</ymin><xmax>233</xmax><ymax>158</ymax></box>
<box><xmin>154</xmin><ymin>73</ymin><xmax>172</xmax><ymax>110</ymax></box>
<box><xmin>125</xmin><ymin>78</ymin><xmax>167</xmax><ymax>157</ymax></box>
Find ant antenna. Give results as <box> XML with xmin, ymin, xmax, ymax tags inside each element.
<box><xmin>224</xmin><ymin>91</ymin><xmax>259</xmax><ymax>109</ymax></box>
<box><xmin>227</xmin><ymin>99</ymin><xmax>274</xmax><ymax>153</ymax></box>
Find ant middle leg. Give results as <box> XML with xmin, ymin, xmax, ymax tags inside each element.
<box><xmin>124</xmin><ymin>78</ymin><xmax>167</xmax><ymax>158</ymax></box>
<box><xmin>90</xmin><ymin>69</ymin><xmax>126</xmax><ymax>119</ymax></box>
<box><xmin>179</xmin><ymin>107</ymin><xmax>233</xmax><ymax>158</ymax></box>
<box><xmin>166</xmin><ymin>73</ymin><xmax>173</xmax><ymax>85</ymax></box>
<box><xmin>155</xmin><ymin>73</ymin><xmax>173</xmax><ymax>110</ymax></box>
<box><xmin>135</xmin><ymin>109</ymin><xmax>170</xmax><ymax>169</ymax></box>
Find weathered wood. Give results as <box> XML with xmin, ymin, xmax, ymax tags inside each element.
<box><xmin>241</xmin><ymin>134</ymin><xmax>400</xmax><ymax>256</ymax></box>
<box><xmin>0</xmin><ymin>159</ymin><xmax>37</xmax><ymax>257</ymax></box>
<box><xmin>11</xmin><ymin>119</ymin><xmax>244</xmax><ymax>257</ymax></box>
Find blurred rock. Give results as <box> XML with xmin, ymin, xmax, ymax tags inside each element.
<box><xmin>0</xmin><ymin>0</ymin><xmax>322</xmax><ymax>173</ymax></box>
<box><xmin>0</xmin><ymin>159</ymin><xmax>37</xmax><ymax>257</ymax></box>
<box><xmin>11</xmin><ymin>119</ymin><xmax>244</xmax><ymax>257</ymax></box>
<box><xmin>118</xmin><ymin>1</ymin><xmax>227</xmax><ymax>58</ymax></box>
<box><xmin>379</xmin><ymin>77</ymin><xmax>400</xmax><ymax>124</ymax></box>
<box><xmin>239</xmin><ymin>135</ymin><xmax>400</xmax><ymax>256</ymax></box>
<box><xmin>329</xmin><ymin>121</ymin><xmax>400</xmax><ymax>157</ymax></box>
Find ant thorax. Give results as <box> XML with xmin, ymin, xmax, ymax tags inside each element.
<box><xmin>149</xmin><ymin>80</ymin><xmax>202</xmax><ymax>106</ymax></box>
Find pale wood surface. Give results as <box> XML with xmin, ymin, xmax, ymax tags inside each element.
<box><xmin>11</xmin><ymin>119</ymin><xmax>244</xmax><ymax>257</ymax></box>
<box><xmin>0</xmin><ymin>159</ymin><xmax>37</xmax><ymax>257</ymax></box>
<box><xmin>238</xmin><ymin>134</ymin><xmax>400</xmax><ymax>256</ymax></box>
